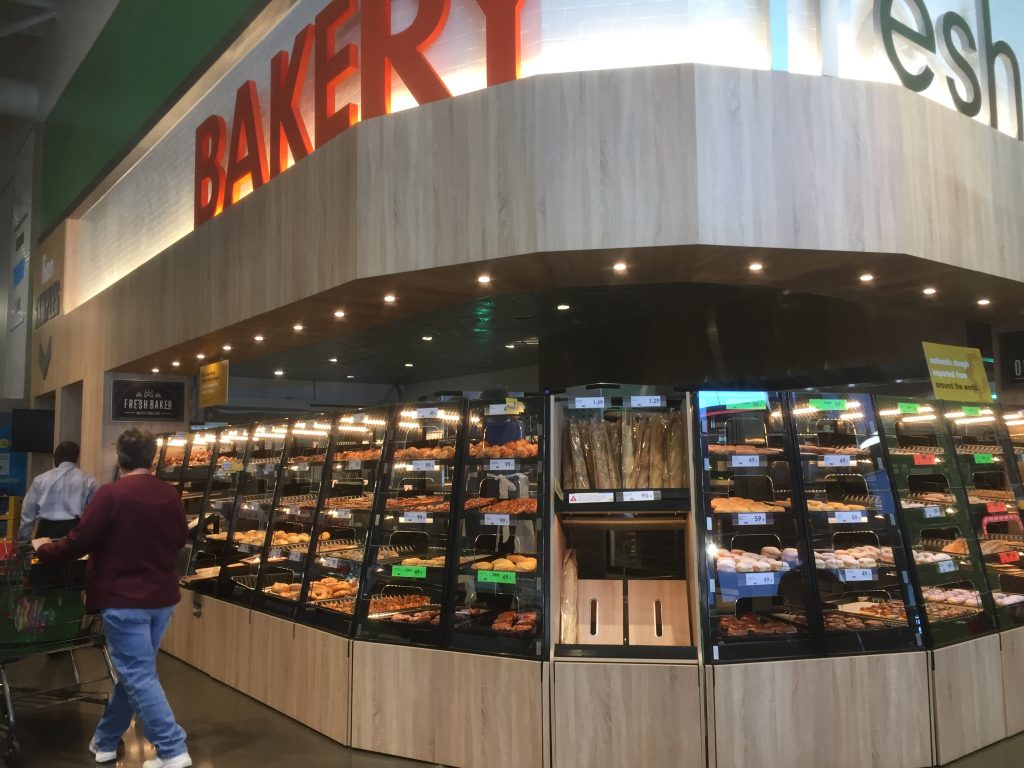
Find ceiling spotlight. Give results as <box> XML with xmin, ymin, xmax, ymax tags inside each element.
<box><xmin>171</xmin><ymin>361</ymin><xmax>180</xmax><ymax>368</ymax></box>
<box><xmin>749</xmin><ymin>262</ymin><xmax>763</xmax><ymax>272</ymax></box>
<box><xmin>922</xmin><ymin>287</ymin><xmax>937</xmax><ymax>296</ymax></box>
<box><xmin>556</xmin><ymin>304</ymin><xmax>570</xmax><ymax>311</ymax></box>
<box><xmin>404</xmin><ymin>362</ymin><xmax>414</xmax><ymax>368</ymax></box>
<box><xmin>346</xmin><ymin>375</ymin><xmax>355</xmax><ymax>379</ymax></box>
<box><xmin>328</xmin><ymin>358</ymin><xmax>338</xmax><ymax>363</ymax></box>
<box><xmin>274</xmin><ymin>370</ymin><xmax>284</xmax><ymax>376</ymax></box>
<box><xmin>222</xmin><ymin>344</ymin><xmax>232</xmax><ymax>351</ymax></box>
<box><xmin>613</xmin><ymin>262</ymin><xmax>627</xmax><ymax>272</ymax></box>
<box><xmin>978</xmin><ymin>298</ymin><xmax>991</xmax><ymax>306</ymax></box>
<box><xmin>151</xmin><ymin>368</ymin><xmax>159</xmax><ymax>374</ymax></box>
<box><xmin>422</xmin><ymin>336</ymin><xmax>433</xmax><ymax>341</ymax></box>
<box><xmin>384</xmin><ymin>294</ymin><xmax>396</xmax><ymax>303</ymax></box>
<box><xmin>254</xmin><ymin>335</ymin><xmax>264</xmax><ymax>342</ymax></box>
<box><xmin>860</xmin><ymin>273</ymin><xmax>874</xmax><ymax>282</ymax></box>
<box><xmin>293</xmin><ymin>323</ymin><xmax>304</xmax><ymax>332</ymax></box>
<box><xmin>505</xmin><ymin>344</ymin><xmax>515</xmax><ymax>349</ymax></box>
<box><xmin>196</xmin><ymin>353</ymin><xmax>205</xmax><ymax>360</ymax></box>
<box><xmin>334</xmin><ymin>310</ymin><xmax>345</xmax><ymax>318</ymax></box>
<box><xmin>478</xmin><ymin>274</ymin><xmax>491</xmax><ymax>284</ymax></box>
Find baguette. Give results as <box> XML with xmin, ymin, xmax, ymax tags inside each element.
<box><xmin>649</xmin><ymin>414</ymin><xmax>667</xmax><ymax>488</ymax></box>
<box><xmin>667</xmin><ymin>413</ymin><xmax>687</xmax><ymax>488</ymax></box>
<box><xmin>621</xmin><ymin>413</ymin><xmax>635</xmax><ymax>489</ymax></box>
<box><xmin>568</xmin><ymin>420</ymin><xmax>590</xmax><ymax>489</ymax></box>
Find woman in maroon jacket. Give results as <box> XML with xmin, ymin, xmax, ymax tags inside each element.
<box><xmin>33</xmin><ymin>428</ymin><xmax>191</xmax><ymax>768</ymax></box>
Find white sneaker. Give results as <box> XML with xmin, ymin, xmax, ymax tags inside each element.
<box><xmin>143</xmin><ymin>754</ymin><xmax>193</xmax><ymax>768</ymax></box>
<box><xmin>88</xmin><ymin>739</ymin><xmax>117</xmax><ymax>763</ymax></box>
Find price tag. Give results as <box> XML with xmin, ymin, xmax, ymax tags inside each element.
<box><xmin>567</xmin><ymin>492</ymin><xmax>614</xmax><ymax>504</ymax></box>
<box><xmin>292</xmin><ymin>463</ymin><xmax>309</xmax><ymax>472</ymax></box>
<box><xmin>330</xmin><ymin>509</ymin><xmax>353</xmax><ymax>520</ymax></box>
<box><xmin>974</xmin><ymin>453</ymin><xmax>995</xmax><ymax>464</ymax></box>
<box><xmin>346</xmin><ymin>460</ymin><xmax>363</xmax><ymax>470</ymax></box>
<box><xmin>924</xmin><ymin>505</ymin><xmax>942</xmax><ymax>518</ymax></box>
<box><xmin>745</xmin><ymin>573</ymin><xmax>775</xmax><ymax>586</ymax></box>
<box><xmin>726</xmin><ymin>399</ymin><xmax>768</xmax><ymax>411</ymax></box>
<box><xmin>630</xmin><ymin>395</ymin><xmax>664</xmax><ymax>408</ymax></box>
<box><xmin>323</xmin><ymin>557</ymin><xmax>342</xmax><ymax>570</ymax></box>
<box><xmin>289</xmin><ymin>550</ymin><xmax>305</xmax><ymax>562</ymax></box>
<box><xmin>391</xmin><ymin>565</ymin><xmax>427</xmax><ymax>578</ymax></box>
<box><xmin>488</xmin><ymin>403</ymin><xmax>510</xmax><ymax>415</ymax></box>
<box><xmin>963</xmin><ymin>406</ymin><xmax>982</xmax><ymax>417</ymax></box>
<box><xmin>835</xmin><ymin>510</ymin><xmax>865</xmax><ymax>523</ymax></box>
<box><xmin>269</xmin><ymin>548</ymin><xmax>284</xmax><ymax>559</ymax></box>
<box><xmin>844</xmin><ymin>568</ymin><xmax>874</xmax><ymax>582</ymax></box>
<box><xmin>731</xmin><ymin>455</ymin><xmax>762</xmax><ymax>468</ymax></box>
<box><xmin>288</xmin><ymin>505</ymin><xmax>302</xmax><ymax>516</ymax></box>
<box><xmin>489</xmin><ymin>459</ymin><xmax>515</xmax><ymax>471</ymax></box>
<box><xmin>936</xmin><ymin>559</ymin><xmax>958</xmax><ymax>574</ymax></box>
<box><xmin>823</xmin><ymin>454</ymin><xmax>851</xmax><ymax>467</ymax></box>
<box><xmin>411</xmin><ymin>460</ymin><xmax>438</xmax><ymax>471</ymax></box>
<box><xmin>238</xmin><ymin>543</ymin><xmax>255</xmax><ymax>553</ymax></box>
<box><xmin>986</xmin><ymin>501</ymin><xmax>1007</xmax><ymax>513</ymax></box>
<box><xmin>478</xmin><ymin>570</ymin><xmax>517</xmax><ymax>584</ymax></box>
<box><xmin>483</xmin><ymin>514</ymin><xmax>511</xmax><ymax>526</ymax></box>
<box><xmin>574</xmin><ymin>397</ymin><xmax>606</xmax><ymax>409</ymax></box>
<box><xmin>736</xmin><ymin>513</ymin><xmax>768</xmax><ymax>526</ymax></box>
<box><xmin>913</xmin><ymin>453</ymin><xmax>937</xmax><ymax>466</ymax></box>
<box><xmin>415</xmin><ymin>407</ymin><xmax>439</xmax><ymax>419</ymax></box>
<box><xmin>622</xmin><ymin>490</ymin><xmax>656</xmax><ymax>502</ymax></box>
<box><xmin>810</xmin><ymin>399</ymin><xmax>847</xmax><ymax>411</ymax></box>
<box><xmin>898</xmin><ymin>402</ymin><xmax>921</xmax><ymax>414</ymax></box>
<box><xmin>402</xmin><ymin>512</ymin><xmax>428</xmax><ymax>523</ymax></box>
<box><xmin>998</xmin><ymin>551</ymin><xmax>1021</xmax><ymax>564</ymax></box>
<box><xmin>351</xmin><ymin>413</ymin><xmax>367</xmax><ymax>424</ymax></box>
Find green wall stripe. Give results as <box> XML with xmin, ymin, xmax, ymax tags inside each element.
<box><xmin>41</xmin><ymin>0</ymin><xmax>268</xmax><ymax>237</ymax></box>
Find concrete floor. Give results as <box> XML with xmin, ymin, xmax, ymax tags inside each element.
<box><xmin>1</xmin><ymin>647</ymin><xmax>1021</xmax><ymax>767</ymax></box>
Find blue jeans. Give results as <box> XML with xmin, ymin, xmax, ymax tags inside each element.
<box><xmin>94</xmin><ymin>607</ymin><xmax>188</xmax><ymax>759</ymax></box>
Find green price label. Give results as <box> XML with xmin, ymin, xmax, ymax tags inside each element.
<box><xmin>809</xmin><ymin>399</ymin><xmax>847</xmax><ymax>411</ymax></box>
<box><xmin>478</xmin><ymin>570</ymin><xmax>517</xmax><ymax>584</ymax></box>
<box><xmin>898</xmin><ymin>402</ymin><xmax>921</xmax><ymax>414</ymax></box>
<box><xmin>726</xmin><ymin>400</ymin><xmax>768</xmax><ymax>411</ymax></box>
<box><xmin>963</xmin><ymin>406</ymin><xmax>982</xmax><ymax>416</ymax></box>
<box><xmin>974</xmin><ymin>453</ymin><xmax>995</xmax><ymax>464</ymax></box>
<box><xmin>391</xmin><ymin>565</ymin><xmax>427</xmax><ymax>579</ymax></box>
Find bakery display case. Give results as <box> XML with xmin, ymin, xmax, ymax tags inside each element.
<box><xmin>874</xmin><ymin>396</ymin><xmax>997</xmax><ymax>646</ymax></box>
<box><xmin>353</xmin><ymin>402</ymin><xmax>465</xmax><ymax>646</ymax></box>
<box><xmin>941</xmin><ymin>402</ymin><xmax>1024</xmax><ymax>629</ymax></box>
<box><xmin>553</xmin><ymin>386</ymin><xmax>695</xmax><ymax>659</ymax></box>
<box><xmin>298</xmin><ymin>409</ymin><xmax>391</xmax><ymax>636</ymax></box>
<box><xmin>786</xmin><ymin>392</ymin><xmax>922</xmax><ymax>653</ymax></box>
<box><xmin>446</xmin><ymin>395</ymin><xmax>546</xmax><ymax>657</ymax></box>
<box><xmin>696</xmin><ymin>390</ymin><xmax>819</xmax><ymax>662</ymax></box>
<box><xmin>155</xmin><ymin>433</ymin><xmax>189</xmax><ymax>488</ymax></box>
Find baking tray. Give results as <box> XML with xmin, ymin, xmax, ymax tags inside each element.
<box><xmin>232</xmin><ymin>566</ymin><xmax>293</xmax><ymax>592</ymax></box>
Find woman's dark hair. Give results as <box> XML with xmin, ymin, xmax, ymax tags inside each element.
<box><xmin>53</xmin><ymin>441</ymin><xmax>80</xmax><ymax>466</ymax></box>
<box><xmin>116</xmin><ymin>428</ymin><xmax>157</xmax><ymax>471</ymax></box>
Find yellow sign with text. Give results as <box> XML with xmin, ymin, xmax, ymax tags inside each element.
<box><xmin>921</xmin><ymin>342</ymin><xmax>992</xmax><ymax>403</ymax></box>
<box><xmin>199</xmin><ymin>360</ymin><xmax>229</xmax><ymax>408</ymax></box>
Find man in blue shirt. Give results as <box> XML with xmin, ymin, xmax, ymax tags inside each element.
<box><xmin>18</xmin><ymin>441</ymin><xmax>99</xmax><ymax>542</ymax></box>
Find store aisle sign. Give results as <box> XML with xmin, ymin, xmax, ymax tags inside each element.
<box><xmin>199</xmin><ymin>361</ymin><xmax>230</xmax><ymax>408</ymax></box>
<box><xmin>921</xmin><ymin>342</ymin><xmax>992</xmax><ymax>403</ymax></box>
<box><xmin>112</xmin><ymin>381</ymin><xmax>185</xmax><ymax>422</ymax></box>
<box><xmin>194</xmin><ymin>0</ymin><xmax>526</xmax><ymax>226</ymax></box>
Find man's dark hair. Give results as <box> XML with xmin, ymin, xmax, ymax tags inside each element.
<box><xmin>53</xmin><ymin>441</ymin><xmax>80</xmax><ymax>466</ymax></box>
<box><xmin>116</xmin><ymin>429</ymin><xmax>157</xmax><ymax>471</ymax></box>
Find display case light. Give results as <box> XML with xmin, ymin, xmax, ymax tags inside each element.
<box><xmin>791</xmin><ymin>406</ymin><xmax>817</xmax><ymax>415</ymax></box>
<box><xmin>954</xmin><ymin>416</ymin><xmax>997</xmax><ymax>426</ymax></box>
<box><xmin>901</xmin><ymin>414</ymin><xmax>936</xmax><ymax>423</ymax></box>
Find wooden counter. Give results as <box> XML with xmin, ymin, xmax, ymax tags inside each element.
<box><xmin>932</xmin><ymin>634</ymin><xmax>1006</xmax><ymax>764</ymax></box>
<box><xmin>1002</xmin><ymin>624</ymin><xmax>1024</xmax><ymax>737</ymax></box>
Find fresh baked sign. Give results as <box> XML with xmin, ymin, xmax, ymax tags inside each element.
<box><xmin>194</xmin><ymin>0</ymin><xmax>525</xmax><ymax>226</ymax></box>
<box><xmin>112</xmin><ymin>380</ymin><xmax>185</xmax><ymax>422</ymax></box>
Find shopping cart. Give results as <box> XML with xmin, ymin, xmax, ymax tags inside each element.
<box><xmin>0</xmin><ymin>546</ymin><xmax>115</xmax><ymax>763</ymax></box>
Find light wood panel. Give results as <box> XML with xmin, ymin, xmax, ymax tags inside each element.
<box><xmin>552</xmin><ymin>661</ymin><xmax>702</xmax><ymax>768</ymax></box>
<box><xmin>576</xmin><ymin>580</ymin><xmax>622</xmax><ymax>645</ymax></box>
<box><xmin>351</xmin><ymin>641</ymin><xmax>544</xmax><ymax>768</ymax></box>
<box><xmin>1002</xmin><ymin>625</ymin><xmax>1024</xmax><ymax>737</ymax></box>
<box><xmin>627</xmin><ymin>580</ymin><xmax>690</xmax><ymax>646</ymax></box>
<box><xmin>713</xmin><ymin>653</ymin><xmax>932</xmax><ymax>768</ymax></box>
<box><xmin>932</xmin><ymin>635</ymin><xmax>1007</xmax><ymax>764</ymax></box>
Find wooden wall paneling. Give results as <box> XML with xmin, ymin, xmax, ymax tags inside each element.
<box><xmin>1002</xmin><ymin>625</ymin><xmax>1024</xmax><ymax>737</ymax></box>
<box><xmin>932</xmin><ymin>635</ymin><xmax>1006</xmax><ymax>764</ymax></box>
<box><xmin>713</xmin><ymin>653</ymin><xmax>932</xmax><ymax>768</ymax></box>
<box><xmin>351</xmin><ymin>642</ymin><xmax>544</xmax><ymax>768</ymax></box>
<box><xmin>575</xmin><ymin>580</ymin><xmax>623</xmax><ymax>645</ymax></box>
<box><xmin>552</xmin><ymin>661</ymin><xmax>702</xmax><ymax>768</ymax></box>
<box><xmin>626</xmin><ymin>580</ymin><xmax>690</xmax><ymax>646</ymax></box>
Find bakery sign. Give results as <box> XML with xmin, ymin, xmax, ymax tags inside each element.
<box><xmin>112</xmin><ymin>380</ymin><xmax>185</xmax><ymax>422</ymax></box>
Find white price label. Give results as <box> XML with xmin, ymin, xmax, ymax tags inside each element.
<box><xmin>745</xmin><ymin>573</ymin><xmax>775</xmax><ymax>586</ymax></box>
<box><xmin>924</xmin><ymin>505</ymin><xmax>942</xmax><ymax>518</ymax></box>
<box><xmin>835</xmin><ymin>510</ymin><xmax>865</xmax><ymax>523</ymax></box>
<box><xmin>346</xmin><ymin>460</ymin><xmax>363</xmax><ymax>470</ymax></box>
<box><xmin>411</xmin><ymin>460</ymin><xmax>438</xmax><ymax>471</ymax></box>
<box><xmin>844</xmin><ymin>568</ymin><xmax>874</xmax><ymax>582</ymax></box>
<box><xmin>293</xmin><ymin>463</ymin><xmax>309</xmax><ymax>471</ymax></box>
<box><xmin>415</xmin><ymin>407</ymin><xmax>439</xmax><ymax>419</ymax></box>
<box><xmin>567</xmin><ymin>492</ymin><xmax>615</xmax><ymax>504</ymax></box>
<box><xmin>736</xmin><ymin>513</ymin><xmax>768</xmax><ymax>525</ymax></box>
<box><xmin>269</xmin><ymin>548</ymin><xmax>284</xmax><ymax>559</ymax></box>
<box><xmin>574</xmin><ymin>397</ymin><xmax>606</xmax><ymax>409</ymax></box>
<box><xmin>402</xmin><ymin>511</ymin><xmax>428</xmax><ymax>523</ymax></box>
<box><xmin>330</xmin><ymin>509</ymin><xmax>353</xmax><ymax>520</ymax></box>
<box><xmin>238</xmin><ymin>543</ymin><xmax>255</xmax><ymax>553</ymax></box>
<box><xmin>936</xmin><ymin>559</ymin><xmax>958</xmax><ymax>574</ymax></box>
<box><xmin>731</xmin><ymin>455</ymin><xmax>761</xmax><ymax>468</ymax></box>
<box><xmin>483</xmin><ymin>514</ymin><xmax>511</xmax><ymax>526</ymax></box>
<box><xmin>823</xmin><ymin>454</ymin><xmax>851</xmax><ymax>467</ymax></box>
<box><xmin>630</xmin><ymin>395</ymin><xmax>664</xmax><ymax>408</ymax></box>
<box><xmin>351</xmin><ymin>413</ymin><xmax>367</xmax><ymax>424</ymax></box>
<box><xmin>323</xmin><ymin>558</ymin><xmax>342</xmax><ymax>569</ymax></box>
<box><xmin>488</xmin><ymin>403</ymin><xmax>512</xmax><ymax>415</ymax></box>
<box><xmin>289</xmin><ymin>550</ymin><xmax>305</xmax><ymax>562</ymax></box>
<box><xmin>622</xmin><ymin>490</ymin><xmax>656</xmax><ymax>502</ymax></box>
<box><xmin>489</xmin><ymin>459</ymin><xmax>515</xmax><ymax>471</ymax></box>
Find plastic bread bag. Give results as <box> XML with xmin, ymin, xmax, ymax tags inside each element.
<box><xmin>568</xmin><ymin>419</ymin><xmax>591</xmax><ymax>489</ymax></box>
<box><xmin>561</xmin><ymin>423</ymin><xmax>573</xmax><ymax>490</ymax></box>
<box><xmin>667</xmin><ymin>412</ymin><xmax>688</xmax><ymax>488</ymax></box>
<box><xmin>589</xmin><ymin>417</ymin><xmax>615</xmax><ymax>489</ymax></box>
<box><xmin>648</xmin><ymin>413</ymin><xmax>668</xmax><ymax>488</ymax></box>
<box><xmin>561</xmin><ymin>549</ymin><xmax>578</xmax><ymax>644</ymax></box>
<box><xmin>580</xmin><ymin>419</ymin><xmax>598</xmax><ymax>487</ymax></box>
<box><xmin>606</xmin><ymin>419</ymin><xmax>622</xmax><ymax>488</ymax></box>
<box><xmin>632</xmin><ymin>415</ymin><xmax>651</xmax><ymax>488</ymax></box>
<box><xmin>621</xmin><ymin>412</ymin><xmax>635</xmax><ymax>489</ymax></box>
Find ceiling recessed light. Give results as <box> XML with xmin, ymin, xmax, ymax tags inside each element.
<box><xmin>422</xmin><ymin>336</ymin><xmax>433</xmax><ymax>341</ymax></box>
<box><xmin>222</xmin><ymin>344</ymin><xmax>232</xmax><ymax>351</ymax></box>
<box><xmin>334</xmin><ymin>310</ymin><xmax>345</xmax><ymax>318</ymax></box>
<box><xmin>978</xmin><ymin>298</ymin><xmax>991</xmax><ymax>306</ymax></box>
<box><xmin>505</xmin><ymin>344</ymin><xmax>515</xmax><ymax>349</ymax></box>
<box><xmin>922</xmin><ymin>287</ymin><xmax>937</xmax><ymax>296</ymax></box>
<box><xmin>274</xmin><ymin>370</ymin><xmax>284</xmax><ymax>376</ymax></box>
<box><xmin>404</xmin><ymin>362</ymin><xmax>414</xmax><ymax>367</ymax></box>
<box><xmin>749</xmin><ymin>262</ymin><xmax>763</xmax><ymax>272</ymax></box>
<box><xmin>293</xmin><ymin>323</ymin><xmax>304</xmax><ymax>331</ymax></box>
<box><xmin>151</xmin><ymin>368</ymin><xmax>159</xmax><ymax>374</ymax></box>
<box><xmin>556</xmin><ymin>304</ymin><xmax>570</xmax><ymax>311</ymax></box>
<box><xmin>328</xmin><ymin>358</ymin><xmax>338</xmax><ymax>363</ymax></box>
<box><xmin>254</xmin><ymin>334</ymin><xmax>264</xmax><ymax>342</ymax></box>
<box><xmin>613</xmin><ymin>262</ymin><xmax>627</xmax><ymax>272</ymax></box>
<box><xmin>384</xmin><ymin>294</ymin><xmax>396</xmax><ymax>303</ymax></box>
<box><xmin>196</xmin><ymin>353</ymin><xmax>205</xmax><ymax>360</ymax></box>
<box><xmin>346</xmin><ymin>375</ymin><xmax>354</xmax><ymax>379</ymax></box>
<box><xmin>478</xmin><ymin>274</ymin><xmax>491</xmax><ymax>284</ymax></box>
<box><xmin>860</xmin><ymin>273</ymin><xmax>874</xmax><ymax>282</ymax></box>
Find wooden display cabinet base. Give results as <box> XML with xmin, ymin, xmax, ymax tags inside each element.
<box><xmin>1002</xmin><ymin>624</ymin><xmax>1024</xmax><ymax>737</ymax></box>
<box><xmin>932</xmin><ymin>634</ymin><xmax>1006</xmax><ymax>764</ymax></box>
